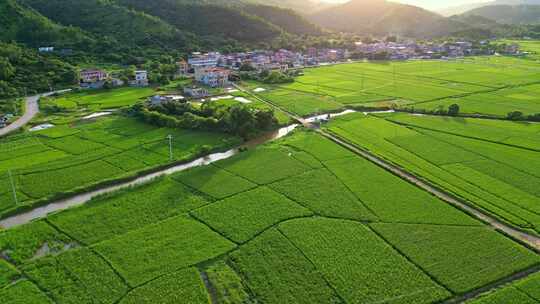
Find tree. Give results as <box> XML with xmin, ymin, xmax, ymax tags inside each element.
<box><xmin>448</xmin><ymin>104</ymin><xmax>460</xmax><ymax>116</ymax></box>
<box><xmin>507</xmin><ymin>111</ymin><xmax>524</xmax><ymax>121</ymax></box>
<box><xmin>0</xmin><ymin>58</ymin><xmax>15</xmax><ymax>81</ymax></box>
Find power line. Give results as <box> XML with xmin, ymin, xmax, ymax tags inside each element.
<box><xmin>8</xmin><ymin>170</ymin><xmax>18</xmax><ymax>207</ymax></box>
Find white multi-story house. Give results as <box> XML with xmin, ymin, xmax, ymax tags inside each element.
<box><xmin>194</xmin><ymin>67</ymin><xmax>231</xmax><ymax>88</ymax></box>
<box><xmin>129</xmin><ymin>70</ymin><xmax>149</xmax><ymax>87</ymax></box>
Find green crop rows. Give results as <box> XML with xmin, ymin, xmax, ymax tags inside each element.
<box><xmin>0</xmin><ymin>114</ymin><xmax>240</xmax><ymax>218</ymax></box>
<box><xmin>0</xmin><ymin>130</ymin><xmax>538</xmax><ymax>304</ymax></box>
<box><xmin>326</xmin><ymin>112</ymin><xmax>540</xmax><ymax>235</ymax></box>
<box><xmin>466</xmin><ymin>272</ymin><xmax>540</xmax><ymax>304</ymax></box>
<box><xmin>253</xmin><ymin>56</ymin><xmax>540</xmax><ymax>117</ymax></box>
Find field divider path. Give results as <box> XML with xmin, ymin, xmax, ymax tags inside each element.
<box><xmin>234</xmin><ymin>83</ymin><xmax>540</xmax><ymax>251</ymax></box>
<box><xmin>317</xmin><ymin>129</ymin><xmax>540</xmax><ymax>251</ymax></box>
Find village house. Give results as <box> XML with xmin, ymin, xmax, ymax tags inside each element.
<box><xmin>129</xmin><ymin>70</ymin><xmax>149</xmax><ymax>87</ymax></box>
<box><xmin>149</xmin><ymin>95</ymin><xmax>185</xmax><ymax>106</ymax></box>
<box><xmin>80</xmin><ymin>69</ymin><xmax>108</xmax><ymax>89</ymax></box>
<box><xmin>195</xmin><ymin>67</ymin><xmax>231</xmax><ymax>88</ymax></box>
<box><xmin>184</xmin><ymin>86</ymin><xmax>210</xmax><ymax>98</ymax></box>
<box><xmin>177</xmin><ymin>60</ymin><xmax>189</xmax><ymax>76</ymax></box>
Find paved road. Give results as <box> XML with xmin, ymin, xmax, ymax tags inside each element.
<box><xmin>0</xmin><ymin>90</ymin><xmax>72</xmax><ymax>137</ymax></box>
<box><xmin>0</xmin><ymin>95</ymin><xmax>40</xmax><ymax>137</ymax></box>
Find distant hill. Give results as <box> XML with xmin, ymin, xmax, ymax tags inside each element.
<box><xmin>243</xmin><ymin>4</ymin><xmax>323</xmax><ymax>35</ymax></box>
<box><xmin>307</xmin><ymin>0</ymin><xmax>468</xmax><ymax>38</ymax></box>
<box><xmin>463</xmin><ymin>4</ymin><xmax>540</xmax><ymax>25</ymax></box>
<box><xmin>0</xmin><ymin>0</ymin><xmax>93</xmax><ymax>47</ymax></box>
<box><xmin>18</xmin><ymin>0</ymin><xmax>199</xmax><ymax>52</ymax></box>
<box><xmin>439</xmin><ymin>0</ymin><xmax>540</xmax><ymax>16</ymax></box>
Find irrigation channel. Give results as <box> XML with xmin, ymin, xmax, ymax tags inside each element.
<box><xmin>0</xmin><ymin>109</ymin><xmax>366</xmax><ymax>229</ymax></box>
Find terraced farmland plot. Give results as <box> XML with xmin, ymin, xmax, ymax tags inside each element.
<box><xmin>202</xmin><ymin>260</ymin><xmax>253</xmax><ymax>304</ymax></box>
<box><xmin>120</xmin><ymin>267</ymin><xmax>208</xmax><ymax>304</ymax></box>
<box><xmin>229</xmin><ymin>229</ymin><xmax>342</xmax><ymax>304</ymax></box>
<box><xmin>259</xmin><ymin>89</ymin><xmax>345</xmax><ymax>117</ymax></box>
<box><xmin>371</xmin><ymin>224</ymin><xmax>540</xmax><ymax>293</ymax></box>
<box><xmin>281</xmin><ymin>131</ymin><xmax>355</xmax><ymax>161</ymax></box>
<box><xmin>50</xmin><ymin>178</ymin><xmax>209</xmax><ymax>244</ymax></box>
<box><xmin>23</xmin><ymin>248</ymin><xmax>128</xmax><ymax>304</ymax></box>
<box><xmin>0</xmin><ymin>259</ymin><xmax>18</xmax><ymax>288</ymax></box>
<box><xmin>172</xmin><ymin>164</ymin><xmax>256</xmax><ymax>199</ymax></box>
<box><xmin>269</xmin><ymin>168</ymin><xmax>377</xmax><ymax>221</ymax></box>
<box><xmin>192</xmin><ymin>187</ymin><xmax>312</xmax><ymax>243</ymax></box>
<box><xmin>467</xmin><ymin>271</ymin><xmax>540</xmax><ymax>304</ymax></box>
<box><xmin>280</xmin><ymin>218</ymin><xmax>451</xmax><ymax>304</ymax></box>
<box><xmin>0</xmin><ymin>115</ymin><xmax>239</xmax><ymax>218</ymax></box>
<box><xmin>324</xmin><ymin>156</ymin><xmax>480</xmax><ymax>225</ymax></box>
<box><xmin>50</xmin><ymin>87</ymin><xmax>154</xmax><ymax>110</ymax></box>
<box><xmin>214</xmin><ymin>147</ymin><xmax>312</xmax><ymax>185</ymax></box>
<box><xmin>93</xmin><ymin>215</ymin><xmax>235</xmax><ymax>286</ymax></box>
<box><xmin>0</xmin><ymin>280</ymin><xmax>53</xmax><ymax>304</ymax></box>
<box><xmin>256</xmin><ymin>57</ymin><xmax>540</xmax><ymax>117</ymax></box>
<box><xmin>381</xmin><ymin>112</ymin><xmax>540</xmax><ymax>150</ymax></box>
<box><xmin>325</xmin><ymin>113</ymin><xmax>540</xmax><ymax>234</ymax></box>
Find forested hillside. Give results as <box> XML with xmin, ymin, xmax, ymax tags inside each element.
<box><xmin>18</xmin><ymin>0</ymin><xmax>200</xmax><ymax>53</ymax></box>
<box><xmin>243</xmin><ymin>4</ymin><xmax>323</xmax><ymax>36</ymax></box>
<box><xmin>0</xmin><ymin>0</ymin><xmax>93</xmax><ymax>48</ymax></box>
<box><xmin>114</xmin><ymin>0</ymin><xmax>281</xmax><ymax>43</ymax></box>
<box><xmin>0</xmin><ymin>43</ymin><xmax>77</xmax><ymax>98</ymax></box>
<box><xmin>308</xmin><ymin>0</ymin><xmax>468</xmax><ymax>38</ymax></box>
<box><xmin>464</xmin><ymin>5</ymin><xmax>540</xmax><ymax>25</ymax></box>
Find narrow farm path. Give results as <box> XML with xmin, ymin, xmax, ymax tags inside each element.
<box><xmin>235</xmin><ymin>83</ymin><xmax>540</xmax><ymax>252</ymax></box>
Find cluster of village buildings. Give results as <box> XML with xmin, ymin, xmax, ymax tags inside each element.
<box><xmin>77</xmin><ymin>40</ymin><xmax>521</xmax><ymax>96</ymax></box>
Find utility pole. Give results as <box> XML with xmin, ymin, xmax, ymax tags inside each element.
<box><xmin>8</xmin><ymin>170</ymin><xmax>18</xmax><ymax>206</ymax></box>
<box><xmin>167</xmin><ymin>135</ymin><xmax>173</xmax><ymax>161</ymax></box>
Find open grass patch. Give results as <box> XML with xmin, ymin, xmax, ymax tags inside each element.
<box><xmin>192</xmin><ymin>187</ymin><xmax>312</xmax><ymax>243</ymax></box>
<box><xmin>93</xmin><ymin>215</ymin><xmax>235</xmax><ymax>286</ymax></box>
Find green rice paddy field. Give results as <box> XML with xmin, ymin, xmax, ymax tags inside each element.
<box><xmin>1</xmin><ymin>130</ymin><xmax>538</xmax><ymax>304</ymax></box>
<box><xmin>325</xmin><ymin>112</ymin><xmax>540</xmax><ymax>235</ymax></box>
<box><xmin>0</xmin><ymin>114</ymin><xmax>241</xmax><ymax>218</ymax></box>
<box><xmin>255</xmin><ymin>56</ymin><xmax>540</xmax><ymax>117</ymax></box>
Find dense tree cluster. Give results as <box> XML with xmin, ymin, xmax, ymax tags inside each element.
<box><xmin>129</xmin><ymin>101</ymin><xmax>279</xmax><ymax>139</ymax></box>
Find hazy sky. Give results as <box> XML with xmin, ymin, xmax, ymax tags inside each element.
<box><xmin>322</xmin><ymin>0</ymin><xmax>492</xmax><ymax>10</ymax></box>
